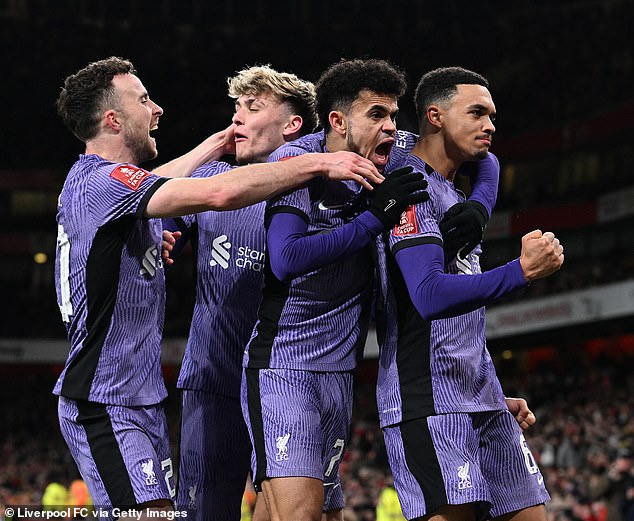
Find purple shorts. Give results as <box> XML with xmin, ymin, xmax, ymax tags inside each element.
<box><xmin>241</xmin><ymin>368</ymin><xmax>353</xmax><ymax>512</ymax></box>
<box><xmin>382</xmin><ymin>410</ymin><xmax>550</xmax><ymax>520</ymax></box>
<box><xmin>58</xmin><ymin>396</ymin><xmax>175</xmax><ymax>509</ymax></box>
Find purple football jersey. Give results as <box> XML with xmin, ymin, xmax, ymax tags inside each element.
<box><xmin>243</xmin><ymin>133</ymin><xmax>374</xmax><ymax>371</ymax></box>
<box><xmin>176</xmin><ymin>161</ymin><xmax>265</xmax><ymax>397</ymax></box>
<box><xmin>54</xmin><ymin>154</ymin><xmax>170</xmax><ymax>406</ymax></box>
<box><xmin>376</xmin><ymin>154</ymin><xmax>506</xmax><ymax>428</ymax></box>
<box><xmin>386</xmin><ymin>129</ymin><xmax>417</xmax><ymax>171</ymax></box>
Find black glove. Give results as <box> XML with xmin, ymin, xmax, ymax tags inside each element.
<box><xmin>439</xmin><ymin>200</ymin><xmax>489</xmax><ymax>261</ymax></box>
<box><xmin>368</xmin><ymin>166</ymin><xmax>429</xmax><ymax>228</ymax></box>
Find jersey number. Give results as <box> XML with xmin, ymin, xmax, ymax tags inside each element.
<box><xmin>520</xmin><ymin>434</ymin><xmax>539</xmax><ymax>474</ymax></box>
<box><xmin>161</xmin><ymin>458</ymin><xmax>176</xmax><ymax>498</ymax></box>
<box><xmin>56</xmin><ymin>224</ymin><xmax>73</xmax><ymax>322</ymax></box>
<box><xmin>325</xmin><ymin>439</ymin><xmax>345</xmax><ymax>478</ymax></box>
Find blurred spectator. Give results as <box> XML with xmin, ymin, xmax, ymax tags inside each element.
<box><xmin>376</xmin><ymin>476</ymin><xmax>406</xmax><ymax>521</ymax></box>
<box><xmin>41</xmin><ymin>480</ymin><xmax>67</xmax><ymax>510</ymax></box>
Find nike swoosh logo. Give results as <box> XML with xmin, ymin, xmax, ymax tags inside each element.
<box><xmin>384</xmin><ymin>198</ymin><xmax>397</xmax><ymax>211</ymax></box>
<box><xmin>318</xmin><ymin>202</ymin><xmax>348</xmax><ymax>211</ymax></box>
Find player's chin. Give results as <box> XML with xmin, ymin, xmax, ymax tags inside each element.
<box><xmin>474</xmin><ymin>149</ymin><xmax>489</xmax><ymax>160</ymax></box>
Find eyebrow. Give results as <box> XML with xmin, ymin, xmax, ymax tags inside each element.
<box><xmin>235</xmin><ymin>96</ymin><xmax>259</xmax><ymax>109</ymax></box>
<box><xmin>368</xmin><ymin>104</ymin><xmax>399</xmax><ymax>117</ymax></box>
<box><xmin>468</xmin><ymin>103</ymin><xmax>494</xmax><ymax>114</ymax></box>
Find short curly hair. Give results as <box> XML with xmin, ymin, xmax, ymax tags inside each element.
<box><xmin>228</xmin><ymin>64</ymin><xmax>318</xmax><ymax>134</ymax></box>
<box><xmin>56</xmin><ymin>56</ymin><xmax>135</xmax><ymax>143</ymax></box>
<box><xmin>414</xmin><ymin>66</ymin><xmax>489</xmax><ymax>123</ymax></box>
<box><xmin>315</xmin><ymin>58</ymin><xmax>407</xmax><ymax>132</ymax></box>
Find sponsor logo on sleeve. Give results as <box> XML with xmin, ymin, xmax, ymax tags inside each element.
<box><xmin>110</xmin><ymin>164</ymin><xmax>152</xmax><ymax>191</ymax></box>
<box><xmin>392</xmin><ymin>206</ymin><xmax>418</xmax><ymax>236</ymax></box>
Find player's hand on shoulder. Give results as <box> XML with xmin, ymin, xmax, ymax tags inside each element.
<box><xmin>519</xmin><ymin>230</ymin><xmax>564</xmax><ymax>282</ymax></box>
<box><xmin>368</xmin><ymin>166</ymin><xmax>429</xmax><ymax>228</ymax></box>
<box><xmin>439</xmin><ymin>200</ymin><xmax>489</xmax><ymax>263</ymax></box>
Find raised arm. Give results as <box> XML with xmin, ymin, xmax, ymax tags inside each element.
<box><xmin>268</xmin><ymin>167</ymin><xmax>429</xmax><ymax>281</ymax></box>
<box><xmin>395</xmin><ymin>229</ymin><xmax>564</xmax><ymax>320</ymax></box>
<box><xmin>462</xmin><ymin>151</ymin><xmax>499</xmax><ymax>216</ymax></box>
<box><xmin>440</xmin><ymin>152</ymin><xmax>500</xmax><ymax>261</ymax></box>
<box><xmin>144</xmin><ymin>151</ymin><xmax>383</xmax><ymax>218</ymax></box>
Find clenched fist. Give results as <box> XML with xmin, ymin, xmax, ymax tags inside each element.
<box><xmin>519</xmin><ymin>230</ymin><xmax>564</xmax><ymax>282</ymax></box>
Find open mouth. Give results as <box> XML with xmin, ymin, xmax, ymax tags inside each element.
<box><xmin>373</xmin><ymin>140</ymin><xmax>394</xmax><ymax>166</ymax></box>
<box><xmin>149</xmin><ymin>123</ymin><xmax>158</xmax><ymax>143</ymax></box>
<box><xmin>234</xmin><ymin>132</ymin><xmax>247</xmax><ymax>143</ymax></box>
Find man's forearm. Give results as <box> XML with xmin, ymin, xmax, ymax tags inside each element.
<box><xmin>145</xmin><ymin>153</ymin><xmax>326</xmax><ymax>217</ymax></box>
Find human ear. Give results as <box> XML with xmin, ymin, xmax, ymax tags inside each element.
<box><xmin>427</xmin><ymin>105</ymin><xmax>442</xmax><ymax>129</ymax></box>
<box><xmin>329</xmin><ymin>110</ymin><xmax>347</xmax><ymax>136</ymax></box>
<box><xmin>104</xmin><ymin>109</ymin><xmax>122</xmax><ymax>132</ymax></box>
<box><xmin>283</xmin><ymin>115</ymin><xmax>303</xmax><ymax>136</ymax></box>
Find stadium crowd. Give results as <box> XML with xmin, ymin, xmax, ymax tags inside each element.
<box><xmin>2</xmin><ymin>352</ymin><xmax>633</xmax><ymax>520</ymax></box>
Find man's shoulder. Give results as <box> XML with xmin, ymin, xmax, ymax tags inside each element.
<box><xmin>267</xmin><ymin>130</ymin><xmax>326</xmax><ymax>162</ymax></box>
<box><xmin>192</xmin><ymin>161</ymin><xmax>235</xmax><ymax>178</ymax></box>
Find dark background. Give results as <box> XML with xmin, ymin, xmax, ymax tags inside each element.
<box><xmin>2</xmin><ymin>0</ymin><xmax>632</xmax><ymax>170</ymax></box>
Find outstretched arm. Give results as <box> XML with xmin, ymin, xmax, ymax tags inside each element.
<box><xmin>395</xmin><ymin>229</ymin><xmax>563</xmax><ymax>320</ymax></box>
<box><xmin>144</xmin><ymin>151</ymin><xmax>383</xmax><ymax>218</ymax></box>
<box><xmin>396</xmin><ymin>241</ymin><xmax>526</xmax><ymax>320</ymax></box>
<box><xmin>267</xmin><ymin>211</ymin><xmax>384</xmax><ymax>281</ymax></box>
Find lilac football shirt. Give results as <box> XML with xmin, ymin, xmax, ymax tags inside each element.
<box><xmin>375</xmin><ymin>154</ymin><xmax>507</xmax><ymax>428</ymax></box>
<box><xmin>176</xmin><ymin>161</ymin><xmax>265</xmax><ymax>397</ymax></box>
<box><xmin>243</xmin><ymin>132</ymin><xmax>374</xmax><ymax>371</ymax></box>
<box><xmin>54</xmin><ymin>154</ymin><xmax>170</xmax><ymax>406</ymax></box>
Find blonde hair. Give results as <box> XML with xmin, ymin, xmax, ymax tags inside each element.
<box><xmin>227</xmin><ymin>64</ymin><xmax>318</xmax><ymax>133</ymax></box>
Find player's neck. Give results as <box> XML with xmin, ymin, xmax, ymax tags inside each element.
<box><xmin>86</xmin><ymin>136</ymin><xmax>139</xmax><ymax>165</ymax></box>
<box><xmin>411</xmin><ymin>138</ymin><xmax>459</xmax><ymax>182</ymax></box>
<box><xmin>324</xmin><ymin>130</ymin><xmax>347</xmax><ymax>154</ymax></box>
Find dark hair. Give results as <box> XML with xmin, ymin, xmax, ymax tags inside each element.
<box><xmin>56</xmin><ymin>56</ymin><xmax>136</xmax><ymax>142</ymax></box>
<box><xmin>316</xmin><ymin>58</ymin><xmax>407</xmax><ymax>132</ymax></box>
<box><xmin>414</xmin><ymin>66</ymin><xmax>489</xmax><ymax>123</ymax></box>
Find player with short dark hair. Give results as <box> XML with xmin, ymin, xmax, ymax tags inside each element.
<box><xmin>375</xmin><ymin>66</ymin><xmax>564</xmax><ymax>521</ymax></box>
<box><xmin>241</xmin><ymin>57</ymin><xmax>429</xmax><ymax>521</ymax></box>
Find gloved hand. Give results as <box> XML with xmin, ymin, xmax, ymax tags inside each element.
<box><xmin>439</xmin><ymin>200</ymin><xmax>489</xmax><ymax>261</ymax></box>
<box><xmin>368</xmin><ymin>166</ymin><xmax>429</xmax><ymax>228</ymax></box>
